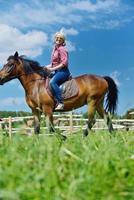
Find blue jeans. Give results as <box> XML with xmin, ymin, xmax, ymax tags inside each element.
<box><xmin>49</xmin><ymin>67</ymin><xmax>70</xmax><ymax>103</ymax></box>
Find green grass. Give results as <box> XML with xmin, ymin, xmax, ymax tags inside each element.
<box><xmin>0</xmin><ymin>131</ymin><xmax>134</xmax><ymax>200</ymax></box>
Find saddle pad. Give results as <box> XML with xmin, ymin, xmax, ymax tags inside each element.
<box><xmin>61</xmin><ymin>78</ymin><xmax>79</xmax><ymax>99</ymax></box>
<box><xmin>46</xmin><ymin>78</ymin><xmax>79</xmax><ymax>100</ymax></box>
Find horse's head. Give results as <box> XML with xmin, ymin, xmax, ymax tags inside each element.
<box><xmin>0</xmin><ymin>51</ymin><xmax>49</xmax><ymax>85</ymax></box>
<box><xmin>0</xmin><ymin>51</ymin><xmax>21</xmax><ymax>85</ymax></box>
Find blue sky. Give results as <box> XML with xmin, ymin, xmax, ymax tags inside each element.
<box><xmin>0</xmin><ymin>0</ymin><xmax>134</xmax><ymax>115</ymax></box>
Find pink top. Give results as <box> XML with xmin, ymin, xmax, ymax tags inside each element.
<box><xmin>51</xmin><ymin>45</ymin><xmax>68</xmax><ymax>67</ymax></box>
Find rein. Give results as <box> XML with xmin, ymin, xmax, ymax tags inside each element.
<box><xmin>7</xmin><ymin>65</ymin><xmax>48</xmax><ymax>82</ymax></box>
<box><xmin>17</xmin><ymin>70</ymin><xmax>47</xmax><ymax>79</ymax></box>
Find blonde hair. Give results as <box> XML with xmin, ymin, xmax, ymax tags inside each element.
<box><xmin>54</xmin><ymin>32</ymin><xmax>66</xmax><ymax>45</ymax></box>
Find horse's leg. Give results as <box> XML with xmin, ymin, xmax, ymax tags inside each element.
<box><xmin>84</xmin><ymin>99</ymin><xmax>96</xmax><ymax>137</ymax></box>
<box><xmin>97</xmin><ymin>103</ymin><xmax>114</xmax><ymax>133</ymax></box>
<box><xmin>32</xmin><ymin>109</ymin><xmax>41</xmax><ymax>134</ymax></box>
<box><xmin>46</xmin><ymin>113</ymin><xmax>55</xmax><ymax>133</ymax></box>
<box><xmin>42</xmin><ymin>106</ymin><xmax>55</xmax><ymax>133</ymax></box>
<box><xmin>43</xmin><ymin>105</ymin><xmax>66</xmax><ymax>140</ymax></box>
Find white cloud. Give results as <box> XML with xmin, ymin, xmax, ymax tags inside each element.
<box><xmin>0</xmin><ymin>0</ymin><xmax>133</xmax><ymax>31</ymax></box>
<box><xmin>0</xmin><ymin>0</ymin><xmax>133</xmax><ymax>63</ymax></box>
<box><xmin>71</xmin><ymin>0</ymin><xmax>120</xmax><ymax>12</ymax></box>
<box><xmin>125</xmin><ymin>77</ymin><xmax>130</xmax><ymax>81</ymax></box>
<box><xmin>0</xmin><ymin>97</ymin><xmax>25</xmax><ymax>106</ymax></box>
<box><xmin>0</xmin><ymin>24</ymin><xmax>48</xmax><ymax>64</ymax></box>
<box><xmin>91</xmin><ymin>19</ymin><xmax>121</xmax><ymax>30</ymax></box>
<box><xmin>60</xmin><ymin>27</ymin><xmax>79</xmax><ymax>36</ymax></box>
<box><xmin>110</xmin><ymin>70</ymin><xmax>121</xmax><ymax>86</ymax></box>
<box><xmin>66</xmin><ymin>41</ymin><xmax>76</xmax><ymax>52</ymax></box>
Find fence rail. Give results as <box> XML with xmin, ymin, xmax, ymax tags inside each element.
<box><xmin>0</xmin><ymin>112</ymin><xmax>134</xmax><ymax>137</ymax></box>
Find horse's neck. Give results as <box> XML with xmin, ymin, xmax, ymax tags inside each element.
<box><xmin>18</xmin><ymin>73</ymin><xmax>46</xmax><ymax>93</ymax></box>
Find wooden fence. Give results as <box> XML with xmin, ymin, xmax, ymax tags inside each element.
<box><xmin>0</xmin><ymin>112</ymin><xmax>134</xmax><ymax>137</ymax></box>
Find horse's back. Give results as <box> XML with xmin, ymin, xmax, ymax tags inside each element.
<box><xmin>74</xmin><ymin>74</ymin><xmax>108</xmax><ymax>96</ymax></box>
<box><xmin>74</xmin><ymin>74</ymin><xmax>105</xmax><ymax>82</ymax></box>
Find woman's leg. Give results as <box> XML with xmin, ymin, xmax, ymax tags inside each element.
<box><xmin>50</xmin><ymin>70</ymin><xmax>70</xmax><ymax>103</ymax></box>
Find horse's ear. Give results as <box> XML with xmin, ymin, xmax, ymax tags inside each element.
<box><xmin>14</xmin><ymin>51</ymin><xmax>19</xmax><ymax>58</ymax></box>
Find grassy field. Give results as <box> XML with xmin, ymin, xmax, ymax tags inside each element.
<box><xmin>0</xmin><ymin>130</ymin><xmax>134</xmax><ymax>200</ymax></box>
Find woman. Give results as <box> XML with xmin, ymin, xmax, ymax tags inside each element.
<box><xmin>46</xmin><ymin>32</ymin><xmax>71</xmax><ymax>110</ymax></box>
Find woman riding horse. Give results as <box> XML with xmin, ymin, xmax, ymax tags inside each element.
<box><xmin>45</xmin><ymin>32</ymin><xmax>71</xmax><ymax>110</ymax></box>
<box><xmin>0</xmin><ymin>52</ymin><xmax>118</xmax><ymax>137</ymax></box>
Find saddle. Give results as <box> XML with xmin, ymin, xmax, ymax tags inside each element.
<box><xmin>45</xmin><ymin>77</ymin><xmax>79</xmax><ymax>100</ymax></box>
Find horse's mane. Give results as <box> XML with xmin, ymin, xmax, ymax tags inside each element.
<box><xmin>8</xmin><ymin>55</ymin><xmax>48</xmax><ymax>77</ymax></box>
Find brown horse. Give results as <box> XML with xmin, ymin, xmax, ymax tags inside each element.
<box><xmin>0</xmin><ymin>52</ymin><xmax>118</xmax><ymax>137</ymax></box>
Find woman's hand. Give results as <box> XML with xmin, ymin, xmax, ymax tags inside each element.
<box><xmin>45</xmin><ymin>67</ymin><xmax>53</xmax><ymax>74</ymax></box>
<box><xmin>45</xmin><ymin>64</ymin><xmax>52</xmax><ymax>68</ymax></box>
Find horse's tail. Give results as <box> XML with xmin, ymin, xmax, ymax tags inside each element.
<box><xmin>103</xmin><ymin>76</ymin><xmax>118</xmax><ymax>114</ymax></box>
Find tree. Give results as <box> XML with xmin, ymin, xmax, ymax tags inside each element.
<box><xmin>122</xmin><ymin>108</ymin><xmax>134</xmax><ymax>119</ymax></box>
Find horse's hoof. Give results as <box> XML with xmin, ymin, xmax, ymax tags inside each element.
<box><xmin>55</xmin><ymin>133</ymin><xmax>67</xmax><ymax>141</ymax></box>
<box><xmin>61</xmin><ymin>135</ymin><xmax>67</xmax><ymax>141</ymax></box>
<box><xmin>109</xmin><ymin>131</ymin><xmax>116</xmax><ymax>137</ymax></box>
<box><xmin>83</xmin><ymin>129</ymin><xmax>89</xmax><ymax>137</ymax></box>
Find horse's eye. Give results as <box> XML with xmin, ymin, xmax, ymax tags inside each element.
<box><xmin>7</xmin><ymin>58</ymin><xmax>14</xmax><ymax>65</ymax></box>
<box><xmin>8</xmin><ymin>61</ymin><xmax>14</xmax><ymax>66</ymax></box>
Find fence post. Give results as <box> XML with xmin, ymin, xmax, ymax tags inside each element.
<box><xmin>70</xmin><ymin>111</ymin><xmax>73</xmax><ymax>133</ymax></box>
<box><xmin>9</xmin><ymin>116</ymin><xmax>12</xmax><ymax>138</ymax></box>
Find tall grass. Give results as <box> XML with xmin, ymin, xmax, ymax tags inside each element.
<box><xmin>0</xmin><ymin>131</ymin><xmax>134</xmax><ymax>200</ymax></box>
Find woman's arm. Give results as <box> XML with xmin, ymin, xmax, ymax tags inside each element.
<box><xmin>45</xmin><ymin>64</ymin><xmax>52</xmax><ymax>68</ymax></box>
<box><xmin>49</xmin><ymin>63</ymin><xmax>64</xmax><ymax>71</ymax></box>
